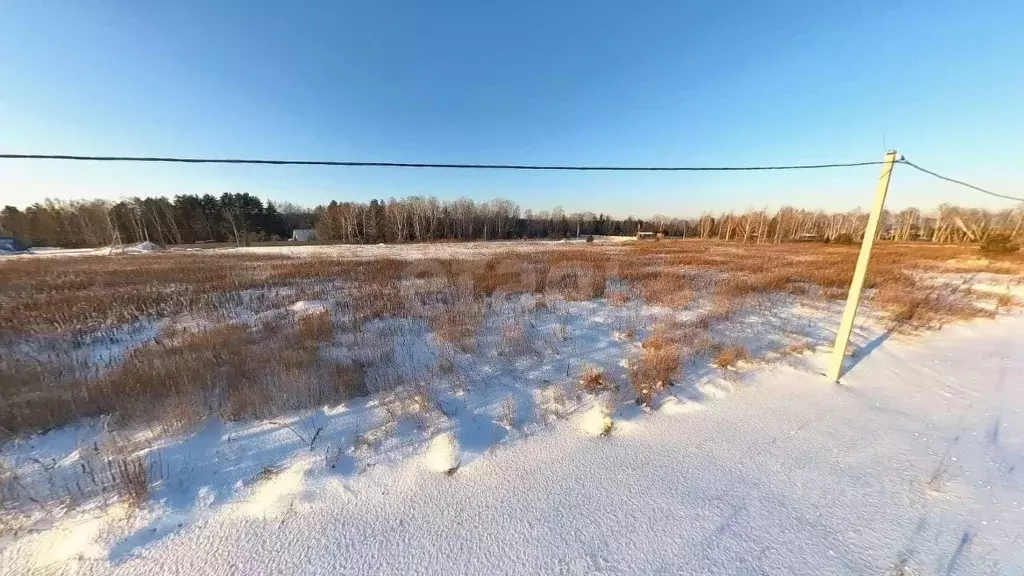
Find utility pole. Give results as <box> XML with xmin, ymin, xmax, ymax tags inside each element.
<box><xmin>827</xmin><ymin>150</ymin><xmax>899</xmax><ymax>382</ymax></box>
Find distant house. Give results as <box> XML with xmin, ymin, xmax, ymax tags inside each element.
<box><xmin>291</xmin><ymin>229</ymin><xmax>316</xmax><ymax>242</ymax></box>
<box><xmin>636</xmin><ymin>231</ymin><xmax>656</xmax><ymax>240</ymax></box>
<box><xmin>0</xmin><ymin>236</ymin><xmax>28</xmax><ymax>254</ymax></box>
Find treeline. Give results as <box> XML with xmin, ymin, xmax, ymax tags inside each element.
<box><xmin>314</xmin><ymin>198</ymin><xmax>647</xmax><ymax>243</ymax></box>
<box><xmin>2</xmin><ymin>194</ymin><xmax>1022</xmax><ymax>248</ymax></box>
<box><xmin>0</xmin><ymin>194</ymin><xmax>313</xmax><ymax>248</ymax></box>
<box><xmin>305</xmin><ymin>197</ymin><xmax>1024</xmax><ymax>245</ymax></box>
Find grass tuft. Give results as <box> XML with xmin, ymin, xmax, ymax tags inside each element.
<box><xmin>713</xmin><ymin>345</ymin><xmax>750</xmax><ymax>369</ymax></box>
<box><xmin>629</xmin><ymin>327</ymin><xmax>681</xmax><ymax>406</ymax></box>
<box><xmin>580</xmin><ymin>366</ymin><xmax>609</xmax><ymax>394</ymax></box>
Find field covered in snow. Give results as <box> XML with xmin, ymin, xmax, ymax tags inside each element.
<box><xmin>1</xmin><ymin>240</ymin><xmax>1022</xmax><ymax>575</ymax></box>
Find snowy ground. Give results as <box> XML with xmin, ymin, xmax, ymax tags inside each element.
<box><xmin>234</xmin><ymin>237</ymin><xmax>635</xmax><ymax>259</ymax></box>
<box><xmin>8</xmin><ymin>237</ymin><xmax>636</xmax><ymax>261</ymax></box>
<box><xmin>3</xmin><ymin>314</ymin><xmax>1022</xmax><ymax>575</ymax></box>
<box><xmin>2</xmin><ymin>242</ymin><xmax>1021</xmax><ymax>575</ymax></box>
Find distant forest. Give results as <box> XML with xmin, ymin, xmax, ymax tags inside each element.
<box><xmin>1</xmin><ymin>194</ymin><xmax>1022</xmax><ymax>248</ymax></box>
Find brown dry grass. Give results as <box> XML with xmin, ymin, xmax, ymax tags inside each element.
<box><xmin>607</xmin><ymin>291</ymin><xmax>630</xmax><ymax>306</ymax></box>
<box><xmin>783</xmin><ymin>340</ymin><xmax>813</xmax><ymax>355</ymax></box>
<box><xmin>546</xmin><ymin>258</ymin><xmax>608</xmax><ymax>301</ymax></box>
<box><xmin>713</xmin><ymin>345</ymin><xmax>750</xmax><ymax>369</ymax></box>
<box><xmin>708</xmin><ymin>289</ymin><xmax>745</xmax><ymax>322</ymax></box>
<box><xmin>0</xmin><ymin>254</ymin><xmax>365</xmax><ymax>336</ymax></box>
<box><xmin>579</xmin><ymin>366</ymin><xmax>609</xmax><ymax>394</ymax></box>
<box><xmin>0</xmin><ymin>318</ymin><xmax>367</xmax><ymax>434</ymax></box>
<box><xmin>995</xmin><ymin>293</ymin><xmax>1018</xmax><ymax>311</ymax></box>
<box><xmin>630</xmin><ymin>327</ymin><xmax>682</xmax><ymax>406</ymax></box>
<box><xmin>2</xmin><ymin>242</ymin><xmax>1017</xmax><ymax>338</ymax></box>
<box><xmin>498</xmin><ymin>320</ymin><xmax>533</xmax><ymax>357</ymax></box>
<box><xmin>426</xmin><ymin>281</ymin><xmax>485</xmax><ymax>351</ymax></box>
<box><xmin>349</xmin><ymin>280</ymin><xmax>406</xmax><ymax>325</ymax></box>
<box><xmin>501</xmin><ymin>395</ymin><xmax>518</xmax><ymax>428</ymax></box>
<box><xmin>296</xmin><ymin>309</ymin><xmax>335</xmax><ymax>344</ymax></box>
<box><xmin>1</xmin><ymin>240</ymin><xmax>1018</xmax><ymax>435</ymax></box>
<box><xmin>637</xmin><ymin>273</ymin><xmax>697</xmax><ymax>308</ymax></box>
<box><xmin>875</xmin><ymin>286</ymin><xmax>995</xmax><ymax>331</ymax></box>
<box><xmin>107</xmin><ymin>442</ymin><xmax>151</xmax><ymax>508</ymax></box>
<box><xmin>676</xmin><ymin>318</ymin><xmax>717</xmax><ymax>356</ymax></box>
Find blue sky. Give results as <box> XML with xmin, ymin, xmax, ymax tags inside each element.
<box><xmin>1</xmin><ymin>0</ymin><xmax>1021</xmax><ymax>216</ymax></box>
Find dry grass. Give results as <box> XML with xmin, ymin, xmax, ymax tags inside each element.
<box><xmin>675</xmin><ymin>318</ymin><xmax>717</xmax><ymax>356</ymax></box>
<box><xmin>15</xmin><ymin>434</ymin><xmax>162</xmax><ymax>510</ymax></box>
<box><xmin>0</xmin><ymin>319</ymin><xmax>367</xmax><ymax>434</ymax></box>
<box><xmin>1</xmin><ymin>463</ymin><xmax>23</xmax><ymax>523</ymax></box>
<box><xmin>783</xmin><ymin>340</ymin><xmax>813</xmax><ymax>355</ymax></box>
<box><xmin>629</xmin><ymin>327</ymin><xmax>682</xmax><ymax>406</ymax></box>
<box><xmin>708</xmin><ymin>290</ymin><xmax>744</xmax><ymax>322</ymax></box>
<box><xmin>498</xmin><ymin>320</ymin><xmax>534</xmax><ymax>357</ymax></box>
<box><xmin>0</xmin><ymin>254</ymin><xmax>356</xmax><ymax>336</ymax></box>
<box><xmin>1</xmin><ymin>242</ymin><xmax>1017</xmax><ymax>338</ymax></box>
<box><xmin>1</xmin><ymin>240</ymin><xmax>1018</xmax><ymax>436</ymax></box>
<box><xmin>607</xmin><ymin>291</ymin><xmax>630</xmax><ymax>306</ymax></box>
<box><xmin>579</xmin><ymin>366</ymin><xmax>609</xmax><ymax>394</ymax></box>
<box><xmin>546</xmin><ymin>257</ymin><xmax>608</xmax><ymax>301</ymax></box>
<box><xmin>108</xmin><ymin>446</ymin><xmax>151</xmax><ymax>508</ymax></box>
<box><xmin>349</xmin><ymin>280</ymin><xmax>406</xmax><ymax>325</ymax></box>
<box><xmin>874</xmin><ymin>285</ymin><xmax>995</xmax><ymax>331</ymax></box>
<box><xmin>436</xmin><ymin>343</ymin><xmax>457</xmax><ymax>375</ymax></box>
<box><xmin>296</xmin><ymin>309</ymin><xmax>335</xmax><ymax>344</ymax></box>
<box><xmin>426</xmin><ymin>282</ymin><xmax>485</xmax><ymax>351</ymax></box>
<box><xmin>501</xmin><ymin>396</ymin><xmax>518</xmax><ymax>429</ymax></box>
<box><xmin>995</xmin><ymin>293</ymin><xmax>1018</xmax><ymax>311</ymax></box>
<box><xmin>637</xmin><ymin>273</ymin><xmax>696</xmax><ymax>308</ymax></box>
<box><xmin>0</xmin><ymin>239</ymin><xmax>1018</xmax><ymax>522</ymax></box>
<box><xmin>713</xmin><ymin>345</ymin><xmax>750</xmax><ymax>369</ymax></box>
<box><xmin>382</xmin><ymin>384</ymin><xmax>445</xmax><ymax>430</ymax></box>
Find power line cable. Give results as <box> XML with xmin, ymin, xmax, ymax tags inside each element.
<box><xmin>4</xmin><ymin>152</ymin><xmax>1018</xmax><ymax>201</ymax></box>
<box><xmin>0</xmin><ymin>153</ymin><xmax>885</xmax><ymax>172</ymax></box>
<box><xmin>898</xmin><ymin>159</ymin><xmax>1024</xmax><ymax>203</ymax></box>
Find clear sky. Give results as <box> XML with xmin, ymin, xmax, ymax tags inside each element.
<box><xmin>1</xmin><ymin>0</ymin><xmax>1022</xmax><ymax>217</ymax></box>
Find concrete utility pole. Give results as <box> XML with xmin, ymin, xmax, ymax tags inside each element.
<box><xmin>827</xmin><ymin>150</ymin><xmax>899</xmax><ymax>382</ymax></box>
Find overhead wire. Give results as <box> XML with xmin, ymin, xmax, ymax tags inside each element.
<box><xmin>897</xmin><ymin>159</ymin><xmax>1024</xmax><ymax>203</ymax></box>
<box><xmin>0</xmin><ymin>153</ymin><xmax>885</xmax><ymax>172</ymax></box>
<box><xmin>1</xmin><ymin>152</ymin><xmax>1020</xmax><ymax>202</ymax></box>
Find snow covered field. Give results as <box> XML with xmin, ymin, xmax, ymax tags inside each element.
<box><xmin>1</xmin><ymin>241</ymin><xmax>1021</xmax><ymax>575</ymax></box>
<box><xmin>7</xmin><ymin>237</ymin><xmax>636</xmax><ymax>261</ymax></box>
<box><xmin>3</xmin><ymin>317</ymin><xmax>1022</xmax><ymax>575</ymax></box>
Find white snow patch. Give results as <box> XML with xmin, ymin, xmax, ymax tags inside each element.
<box><xmin>287</xmin><ymin>300</ymin><xmax>330</xmax><ymax>316</ymax></box>
<box><xmin>25</xmin><ymin>247</ymin><xmax>101</xmax><ymax>257</ymax></box>
<box><xmin>236</xmin><ymin>461</ymin><xmax>313</xmax><ymax>519</ymax></box>
<box><xmin>3</xmin><ymin>504</ymin><xmax>133</xmax><ymax>575</ymax></box>
<box><xmin>232</xmin><ymin>239</ymin><xmax>633</xmax><ymax>260</ymax></box>
<box><xmin>577</xmin><ymin>403</ymin><xmax>613</xmax><ymax>436</ymax></box>
<box><xmin>972</xmin><ymin>281</ymin><xmax>1024</xmax><ymax>299</ymax></box>
<box><xmin>658</xmin><ymin>396</ymin><xmax>702</xmax><ymax>415</ymax></box>
<box><xmin>423</xmin><ymin>432</ymin><xmax>460</xmax><ymax>473</ymax></box>
<box><xmin>124</xmin><ymin>241</ymin><xmax>162</xmax><ymax>253</ymax></box>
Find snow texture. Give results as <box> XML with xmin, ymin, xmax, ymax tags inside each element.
<box><xmin>3</xmin><ymin>315</ymin><xmax>1022</xmax><ymax>575</ymax></box>
<box><xmin>7</xmin><ymin>238</ymin><xmax>639</xmax><ymax>261</ymax></box>
<box><xmin>123</xmin><ymin>241</ymin><xmax>162</xmax><ymax>253</ymax></box>
<box><xmin>233</xmin><ymin>238</ymin><xmax>635</xmax><ymax>260</ymax></box>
